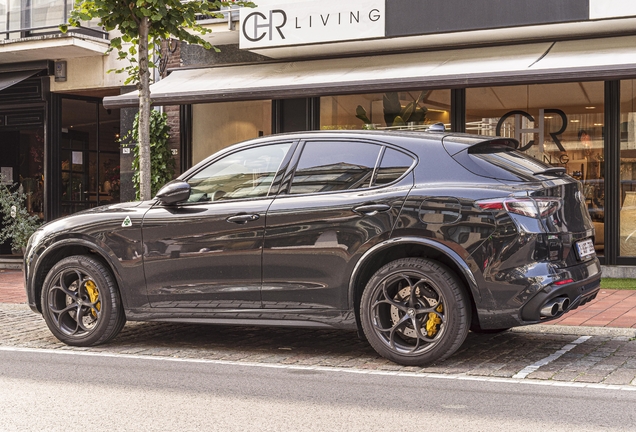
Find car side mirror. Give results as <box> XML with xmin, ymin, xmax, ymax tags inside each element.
<box><xmin>155</xmin><ymin>180</ymin><xmax>191</xmax><ymax>205</ymax></box>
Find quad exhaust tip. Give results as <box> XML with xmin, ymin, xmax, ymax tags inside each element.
<box><xmin>540</xmin><ymin>297</ymin><xmax>571</xmax><ymax>318</ymax></box>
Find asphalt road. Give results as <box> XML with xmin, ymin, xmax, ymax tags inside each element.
<box><xmin>1</xmin><ymin>349</ymin><xmax>635</xmax><ymax>432</ymax></box>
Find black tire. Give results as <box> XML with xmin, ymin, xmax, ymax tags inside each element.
<box><xmin>41</xmin><ymin>255</ymin><xmax>126</xmax><ymax>346</ymax></box>
<box><xmin>360</xmin><ymin>258</ymin><xmax>470</xmax><ymax>366</ymax></box>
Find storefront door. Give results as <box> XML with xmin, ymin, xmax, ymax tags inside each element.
<box><xmin>58</xmin><ymin>97</ymin><xmax>121</xmax><ymax>217</ymax></box>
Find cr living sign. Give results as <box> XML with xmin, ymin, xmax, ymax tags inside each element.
<box><xmin>239</xmin><ymin>0</ymin><xmax>385</xmax><ymax>49</ymax></box>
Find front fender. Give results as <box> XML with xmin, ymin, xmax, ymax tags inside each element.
<box><xmin>26</xmin><ymin>233</ymin><xmax>145</xmax><ymax>313</ymax></box>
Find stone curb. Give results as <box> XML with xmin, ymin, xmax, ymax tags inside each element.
<box><xmin>512</xmin><ymin>324</ymin><xmax>636</xmax><ymax>338</ymax></box>
<box><xmin>0</xmin><ymin>303</ymin><xmax>29</xmax><ymax>310</ymax></box>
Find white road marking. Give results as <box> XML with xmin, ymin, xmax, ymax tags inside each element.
<box><xmin>1</xmin><ymin>343</ymin><xmax>634</xmax><ymax>391</ymax></box>
<box><xmin>512</xmin><ymin>335</ymin><xmax>592</xmax><ymax>379</ymax></box>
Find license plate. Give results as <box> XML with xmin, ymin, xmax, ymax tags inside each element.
<box><xmin>575</xmin><ymin>238</ymin><xmax>595</xmax><ymax>260</ymax></box>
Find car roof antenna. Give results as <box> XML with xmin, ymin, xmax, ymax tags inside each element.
<box><xmin>428</xmin><ymin>122</ymin><xmax>446</xmax><ymax>132</ymax></box>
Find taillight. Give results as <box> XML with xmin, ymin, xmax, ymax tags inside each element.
<box><xmin>554</xmin><ymin>278</ymin><xmax>574</xmax><ymax>286</ymax></box>
<box><xmin>476</xmin><ymin>197</ymin><xmax>561</xmax><ymax>218</ymax></box>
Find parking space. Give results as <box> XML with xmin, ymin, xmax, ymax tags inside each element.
<box><xmin>1</xmin><ymin>303</ymin><xmax>635</xmax><ymax>386</ymax></box>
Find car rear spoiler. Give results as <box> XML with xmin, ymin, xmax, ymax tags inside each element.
<box><xmin>467</xmin><ymin>138</ymin><xmax>519</xmax><ymax>154</ymax></box>
<box><xmin>442</xmin><ymin>136</ymin><xmax>519</xmax><ymax>156</ymax></box>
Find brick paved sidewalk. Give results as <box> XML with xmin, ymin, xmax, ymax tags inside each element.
<box><xmin>2</xmin><ymin>269</ymin><xmax>635</xmax><ymax>328</ymax></box>
<box><xmin>546</xmin><ymin>289</ymin><xmax>636</xmax><ymax>328</ymax></box>
<box><xmin>0</xmin><ymin>270</ymin><xmax>25</xmax><ymax>304</ymax></box>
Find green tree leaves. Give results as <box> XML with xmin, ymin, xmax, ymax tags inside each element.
<box><xmin>65</xmin><ymin>0</ymin><xmax>255</xmax><ymax>84</ymax></box>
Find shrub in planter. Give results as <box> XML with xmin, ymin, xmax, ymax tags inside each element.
<box><xmin>0</xmin><ymin>176</ymin><xmax>43</xmax><ymax>253</ymax></box>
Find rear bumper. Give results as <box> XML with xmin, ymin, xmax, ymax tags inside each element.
<box><xmin>519</xmin><ymin>269</ymin><xmax>601</xmax><ymax>322</ymax></box>
<box><xmin>477</xmin><ymin>257</ymin><xmax>601</xmax><ymax>329</ymax></box>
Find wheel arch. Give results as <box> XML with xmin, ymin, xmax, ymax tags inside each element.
<box><xmin>30</xmin><ymin>238</ymin><xmax>125</xmax><ymax>313</ymax></box>
<box><xmin>348</xmin><ymin>237</ymin><xmax>480</xmax><ymax>330</ymax></box>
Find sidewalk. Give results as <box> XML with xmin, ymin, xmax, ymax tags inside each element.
<box><xmin>1</xmin><ymin>269</ymin><xmax>635</xmax><ymax>328</ymax></box>
<box><xmin>0</xmin><ymin>270</ymin><xmax>26</xmax><ymax>304</ymax></box>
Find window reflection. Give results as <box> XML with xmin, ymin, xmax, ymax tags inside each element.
<box><xmin>290</xmin><ymin>141</ymin><xmax>381</xmax><ymax>194</ymax></box>
<box><xmin>375</xmin><ymin>148</ymin><xmax>414</xmax><ymax>185</ymax></box>
<box><xmin>187</xmin><ymin>143</ymin><xmax>291</xmax><ymax>202</ymax></box>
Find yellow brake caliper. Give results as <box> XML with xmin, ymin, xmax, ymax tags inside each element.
<box><xmin>85</xmin><ymin>280</ymin><xmax>101</xmax><ymax>317</ymax></box>
<box><xmin>426</xmin><ymin>304</ymin><xmax>443</xmax><ymax>337</ymax></box>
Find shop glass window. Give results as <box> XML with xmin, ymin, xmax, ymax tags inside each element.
<box><xmin>192</xmin><ymin>100</ymin><xmax>272</xmax><ymax>165</ymax></box>
<box><xmin>620</xmin><ymin>80</ymin><xmax>636</xmax><ymax>257</ymax></box>
<box><xmin>289</xmin><ymin>141</ymin><xmax>381</xmax><ymax>194</ymax></box>
<box><xmin>466</xmin><ymin>82</ymin><xmax>605</xmax><ymax>255</ymax></box>
<box><xmin>31</xmin><ymin>0</ymin><xmax>73</xmax><ymax>29</ymax></box>
<box><xmin>320</xmin><ymin>90</ymin><xmax>451</xmax><ymax>130</ymax></box>
<box><xmin>0</xmin><ymin>126</ymin><xmax>44</xmax><ymax>219</ymax></box>
<box><xmin>187</xmin><ymin>143</ymin><xmax>291</xmax><ymax>203</ymax></box>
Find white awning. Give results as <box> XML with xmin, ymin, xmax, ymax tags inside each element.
<box><xmin>103</xmin><ymin>35</ymin><xmax>636</xmax><ymax>109</ymax></box>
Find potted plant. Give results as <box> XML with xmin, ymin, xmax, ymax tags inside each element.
<box><xmin>0</xmin><ymin>176</ymin><xmax>43</xmax><ymax>254</ymax></box>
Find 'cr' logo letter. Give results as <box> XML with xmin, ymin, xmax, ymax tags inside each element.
<box><xmin>496</xmin><ymin>109</ymin><xmax>567</xmax><ymax>152</ymax></box>
<box><xmin>242</xmin><ymin>10</ymin><xmax>287</xmax><ymax>42</ymax></box>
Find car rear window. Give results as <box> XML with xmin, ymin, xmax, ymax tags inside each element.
<box><xmin>374</xmin><ymin>148</ymin><xmax>415</xmax><ymax>186</ymax></box>
<box><xmin>453</xmin><ymin>143</ymin><xmax>556</xmax><ymax>182</ymax></box>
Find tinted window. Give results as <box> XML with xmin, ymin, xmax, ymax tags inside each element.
<box><xmin>472</xmin><ymin>145</ymin><xmax>552</xmax><ymax>174</ymax></box>
<box><xmin>374</xmin><ymin>148</ymin><xmax>414</xmax><ymax>185</ymax></box>
<box><xmin>289</xmin><ymin>141</ymin><xmax>381</xmax><ymax>194</ymax></box>
<box><xmin>187</xmin><ymin>143</ymin><xmax>291</xmax><ymax>202</ymax></box>
<box><xmin>453</xmin><ymin>144</ymin><xmax>554</xmax><ymax>182</ymax></box>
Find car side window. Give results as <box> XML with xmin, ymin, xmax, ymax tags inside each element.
<box><xmin>374</xmin><ymin>148</ymin><xmax>415</xmax><ymax>185</ymax></box>
<box><xmin>186</xmin><ymin>142</ymin><xmax>292</xmax><ymax>203</ymax></box>
<box><xmin>289</xmin><ymin>141</ymin><xmax>382</xmax><ymax>195</ymax></box>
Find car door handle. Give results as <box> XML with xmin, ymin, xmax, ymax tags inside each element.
<box><xmin>353</xmin><ymin>204</ymin><xmax>392</xmax><ymax>216</ymax></box>
<box><xmin>226</xmin><ymin>214</ymin><xmax>260</xmax><ymax>224</ymax></box>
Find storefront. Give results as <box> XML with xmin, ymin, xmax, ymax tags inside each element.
<box><xmin>0</xmin><ymin>77</ymin><xmax>123</xmax><ymax>255</ymax></box>
<box><xmin>0</xmin><ymin>0</ymin><xmax>125</xmax><ymax>255</ymax></box>
<box><xmin>104</xmin><ymin>0</ymin><xmax>636</xmax><ymax>274</ymax></box>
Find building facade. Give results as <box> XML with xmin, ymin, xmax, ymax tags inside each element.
<box><xmin>0</xmin><ymin>0</ymin><xmax>240</xmax><ymax>255</ymax></box>
<box><xmin>3</xmin><ymin>0</ymin><xmax>636</xmax><ymax>276</ymax></box>
<box><xmin>104</xmin><ymin>0</ymin><xmax>636</xmax><ymax>276</ymax></box>
<box><xmin>0</xmin><ymin>0</ymin><xmax>130</xmax><ymax>253</ymax></box>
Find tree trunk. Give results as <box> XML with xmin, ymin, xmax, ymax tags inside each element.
<box><xmin>138</xmin><ymin>17</ymin><xmax>152</xmax><ymax>201</ymax></box>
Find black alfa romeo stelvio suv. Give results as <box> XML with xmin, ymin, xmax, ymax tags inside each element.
<box><xmin>24</xmin><ymin>126</ymin><xmax>601</xmax><ymax>366</ymax></box>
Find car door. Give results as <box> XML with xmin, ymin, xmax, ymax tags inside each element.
<box><xmin>262</xmin><ymin>139</ymin><xmax>415</xmax><ymax>311</ymax></box>
<box><xmin>142</xmin><ymin>141</ymin><xmax>294</xmax><ymax>309</ymax></box>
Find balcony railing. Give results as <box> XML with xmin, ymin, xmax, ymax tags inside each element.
<box><xmin>0</xmin><ymin>0</ymin><xmax>107</xmax><ymax>40</ymax></box>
